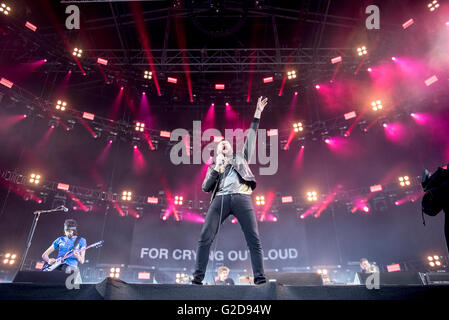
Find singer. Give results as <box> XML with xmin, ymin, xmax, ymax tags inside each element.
<box><xmin>41</xmin><ymin>219</ymin><xmax>86</xmax><ymax>283</ymax></box>
<box><xmin>192</xmin><ymin>96</ymin><xmax>268</xmax><ymax>285</ymax></box>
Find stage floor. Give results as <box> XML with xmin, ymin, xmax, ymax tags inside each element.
<box><xmin>1</xmin><ymin>278</ymin><xmax>449</xmax><ymax>300</ymax></box>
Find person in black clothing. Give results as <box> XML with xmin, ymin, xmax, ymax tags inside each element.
<box><xmin>215</xmin><ymin>266</ymin><xmax>235</xmax><ymax>285</ymax></box>
<box><xmin>192</xmin><ymin>96</ymin><xmax>268</xmax><ymax>286</ymax></box>
<box><xmin>421</xmin><ymin>165</ymin><xmax>449</xmax><ymax>252</ymax></box>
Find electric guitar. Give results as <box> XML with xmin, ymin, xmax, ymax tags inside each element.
<box><xmin>41</xmin><ymin>240</ymin><xmax>104</xmax><ymax>272</ymax></box>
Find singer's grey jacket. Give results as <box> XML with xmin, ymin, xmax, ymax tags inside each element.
<box><xmin>202</xmin><ymin>117</ymin><xmax>260</xmax><ymax>203</ymax></box>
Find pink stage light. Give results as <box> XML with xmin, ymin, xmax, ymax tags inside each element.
<box><xmin>0</xmin><ymin>78</ymin><xmax>14</xmax><ymax>88</ymax></box>
<box><xmin>410</xmin><ymin>112</ymin><xmax>430</xmax><ymax>125</ymax></box>
<box><xmin>82</xmin><ymin>112</ymin><xmax>95</xmax><ymax>121</ymax></box>
<box><xmin>97</xmin><ymin>58</ymin><xmax>108</xmax><ymax>66</ymax></box>
<box><xmin>25</xmin><ymin>21</ymin><xmax>37</xmax><ymax>32</ymax></box>
<box><xmin>215</xmin><ymin>84</ymin><xmax>225</xmax><ymax>90</ymax></box>
<box><xmin>138</xmin><ymin>272</ymin><xmax>151</xmax><ymax>280</ymax></box>
<box><xmin>167</xmin><ymin>77</ymin><xmax>178</xmax><ymax>84</ymax></box>
<box><xmin>363</xmin><ymin>206</ymin><xmax>370</xmax><ymax>213</ymax></box>
<box><xmin>57</xmin><ymin>183</ymin><xmax>70</xmax><ymax>191</ymax></box>
<box><xmin>344</xmin><ymin>111</ymin><xmax>357</xmax><ymax>120</ymax></box>
<box><xmin>160</xmin><ymin>131</ymin><xmax>171</xmax><ymax>138</ymax></box>
<box><xmin>391</xmin><ymin>57</ymin><xmax>397</xmax><ymax>61</ymax></box>
<box><xmin>147</xmin><ymin>196</ymin><xmax>159</xmax><ymax>204</ymax></box>
<box><xmin>263</xmin><ymin>77</ymin><xmax>273</xmax><ymax>83</ymax></box>
<box><xmin>231</xmin><ymin>218</ymin><xmax>238</xmax><ymax>224</ymax></box>
<box><xmin>315</xmin><ymin>84</ymin><xmax>320</xmax><ymax>90</ymax></box>
<box><xmin>370</xmin><ymin>184</ymin><xmax>383</xmax><ymax>192</ymax></box>
<box><xmin>425</xmin><ymin>75</ymin><xmax>438</xmax><ymax>86</ymax></box>
<box><xmin>402</xmin><ymin>19</ymin><xmax>414</xmax><ymax>29</ymax></box>
<box><xmin>387</xmin><ymin>264</ymin><xmax>401</xmax><ymax>272</ymax></box>
<box><xmin>294</xmin><ymin>91</ymin><xmax>298</xmax><ymax>96</ymax></box>
<box><xmin>331</xmin><ymin>56</ymin><xmax>342</xmax><ymax>64</ymax></box>
<box><xmin>367</xmin><ymin>67</ymin><xmax>372</xmax><ymax>72</ymax></box>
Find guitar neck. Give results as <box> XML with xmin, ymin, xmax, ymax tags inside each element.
<box><xmin>63</xmin><ymin>243</ymin><xmax>99</xmax><ymax>260</ymax></box>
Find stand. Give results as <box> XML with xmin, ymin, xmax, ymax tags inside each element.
<box><xmin>18</xmin><ymin>206</ymin><xmax>66</xmax><ymax>271</ymax></box>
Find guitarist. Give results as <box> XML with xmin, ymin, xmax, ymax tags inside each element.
<box><xmin>41</xmin><ymin>219</ymin><xmax>86</xmax><ymax>283</ymax></box>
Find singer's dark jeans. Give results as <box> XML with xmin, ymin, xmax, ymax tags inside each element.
<box><xmin>193</xmin><ymin>193</ymin><xmax>266</xmax><ymax>284</ymax></box>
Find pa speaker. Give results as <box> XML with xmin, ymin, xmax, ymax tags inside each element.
<box><xmin>265</xmin><ymin>272</ymin><xmax>323</xmax><ymax>286</ymax></box>
<box><xmin>425</xmin><ymin>272</ymin><xmax>449</xmax><ymax>285</ymax></box>
<box><xmin>355</xmin><ymin>272</ymin><xmax>425</xmax><ymax>286</ymax></box>
<box><xmin>13</xmin><ymin>271</ymin><xmax>69</xmax><ymax>284</ymax></box>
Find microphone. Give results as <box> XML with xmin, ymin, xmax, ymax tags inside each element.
<box><xmin>61</xmin><ymin>206</ymin><xmax>69</xmax><ymax>212</ymax></box>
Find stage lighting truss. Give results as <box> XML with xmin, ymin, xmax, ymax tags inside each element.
<box><xmin>357</xmin><ymin>46</ymin><xmax>368</xmax><ymax>56</ymax></box>
<box><xmin>428</xmin><ymin>1</ymin><xmax>440</xmax><ymax>12</ymax></box>
<box><xmin>122</xmin><ymin>191</ymin><xmax>132</xmax><ymax>201</ymax></box>
<box><xmin>144</xmin><ymin>70</ymin><xmax>152</xmax><ymax>80</ymax></box>
<box><xmin>293</xmin><ymin>122</ymin><xmax>304</xmax><ymax>133</ymax></box>
<box><xmin>427</xmin><ymin>255</ymin><xmax>442</xmax><ymax>268</ymax></box>
<box><xmin>56</xmin><ymin>100</ymin><xmax>67</xmax><ymax>111</ymax></box>
<box><xmin>72</xmin><ymin>48</ymin><xmax>83</xmax><ymax>58</ymax></box>
<box><xmin>0</xmin><ymin>3</ymin><xmax>10</xmax><ymax>15</ymax></box>
<box><xmin>307</xmin><ymin>191</ymin><xmax>318</xmax><ymax>202</ymax></box>
<box><xmin>371</xmin><ymin>100</ymin><xmax>383</xmax><ymax>111</ymax></box>
<box><xmin>2</xmin><ymin>253</ymin><xmax>17</xmax><ymax>265</ymax></box>
<box><xmin>174</xmin><ymin>195</ymin><xmax>183</xmax><ymax>205</ymax></box>
<box><xmin>255</xmin><ymin>195</ymin><xmax>265</xmax><ymax>206</ymax></box>
<box><xmin>398</xmin><ymin>176</ymin><xmax>411</xmax><ymax>187</ymax></box>
<box><xmin>29</xmin><ymin>173</ymin><xmax>41</xmax><ymax>185</ymax></box>
<box><xmin>135</xmin><ymin>122</ymin><xmax>145</xmax><ymax>132</ymax></box>
<box><xmin>287</xmin><ymin>70</ymin><xmax>297</xmax><ymax>80</ymax></box>
<box><xmin>109</xmin><ymin>267</ymin><xmax>120</xmax><ymax>278</ymax></box>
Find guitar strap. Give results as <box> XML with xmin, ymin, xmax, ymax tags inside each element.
<box><xmin>72</xmin><ymin>235</ymin><xmax>82</xmax><ymax>252</ymax></box>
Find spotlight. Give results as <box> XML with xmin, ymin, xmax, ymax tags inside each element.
<box><xmin>427</xmin><ymin>255</ymin><xmax>441</xmax><ymax>268</ymax></box>
<box><xmin>72</xmin><ymin>48</ymin><xmax>83</xmax><ymax>58</ymax></box>
<box><xmin>428</xmin><ymin>1</ymin><xmax>440</xmax><ymax>12</ymax></box>
<box><xmin>109</xmin><ymin>267</ymin><xmax>120</xmax><ymax>278</ymax></box>
<box><xmin>317</xmin><ymin>269</ymin><xmax>328</xmax><ymax>275</ymax></box>
<box><xmin>174</xmin><ymin>195</ymin><xmax>183</xmax><ymax>205</ymax></box>
<box><xmin>122</xmin><ymin>191</ymin><xmax>132</xmax><ymax>201</ymax></box>
<box><xmin>29</xmin><ymin>173</ymin><xmax>41</xmax><ymax>185</ymax></box>
<box><xmin>135</xmin><ymin>122</ymin><xmax>145</xmax><ymax>132</ymax></box>
<box><xmin>293</xmin><ymin>122</ymin><xmax>304</xmax><ymax>133</ymax></box>
<box><xmin>306</xmin><ymin>191</ymin><xmax>318</xmax><ymax>202</ymax></box>
<box><xmin>357</xmin><ymin>46</ymin><xmax>368</xmax><ymax>56</ymax></box>
<box><xmin>315</xmin><ymin>84</ymin><xmax>320</xmax><ymax>90</ymax></box>
<box><xmin>371</xmin><ymin>100</ymin><xmax>383</xmax><ymax>111</ymax></box>
<box><xmin>367</xmin><ymin>67</ymin><xmax>372</xmax><ymax>72</ymax></box>
<box><xmin>56</xmin><ymin>100</ymin><xmax>67</xmax><ymax>111</ymax></box>
<box><xmin>144</xmin><ymin>71</ymin><xmax>152</xmax><ymax>80</ymax></box>
<box><xmin>175</xmin><ymin>273</ymin><xmax>192</xmax><ymax>284</ymax></box>
<box><xmin>2</xmin><ymin>253</ymin><xmax>17</xmax><ymax>265</ymax></box>
<box><xmin>287</xmin><ymin>70</ymin><xmax>296</xmax><ymax>80</ymax></box>
<box><xmin>255</xmin><ymin>195</ymin><xmax>265</xmax><ymax>206</ymax></box>
<box><xmin>0</xmin><ymin>3</ymin><xmax>11</xmax><ymax>15</ymax></box>
<box><xmin>398</xmin><ymin>176</ymin><xmax>411</xmax><ymax>187</ymax></box>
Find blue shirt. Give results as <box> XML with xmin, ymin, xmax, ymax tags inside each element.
<box><xmin>52</xmin><ymin>236</ymin><xmax>87</xmax><ymax>267</ymax></box>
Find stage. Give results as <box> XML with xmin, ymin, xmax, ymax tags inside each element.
<box><xmin>1</xmin><ymin>278</ymin><xmax>449</xmax><ymax>300</ymax></box>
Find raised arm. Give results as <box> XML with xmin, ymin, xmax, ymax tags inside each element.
<box><xmin>242</xmin><ymin>96</ymin><xmax>268</xmax><ymax>161</ymax></box>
